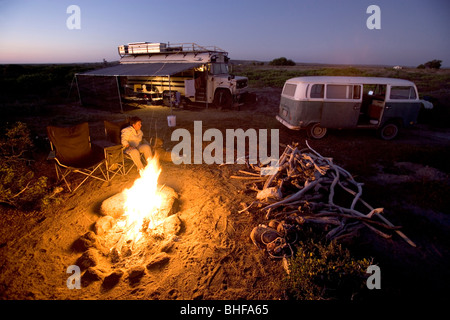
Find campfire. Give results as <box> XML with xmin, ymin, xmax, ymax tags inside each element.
<box><xmin>89</xmin><ymin>156</ymin><xmax>180</xmax><ymax>264</ymax></box>
<box><xmin>119</xmin><ymin>157</ymin><xmax>164</xmax><ymax>244</ymax></box>
<box><xmin>69</xmin><ymin>155</ymin><xmax>182</xmax><ymax>289</ymax></box>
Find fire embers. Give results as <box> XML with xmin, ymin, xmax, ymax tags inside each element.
<box><xmin>70</xmin><ymin>155</ymin><xmax>184</xmax><ymax>289</ymax></box>
<box><xmin>98</xmin><ymin>184</ymin><xmax>180</xmax><ymax>263</ymax></box>
<box><xmin>70</xmin><ymin>184</ymin><xmax>181</xmax><ymax>289</ymax></box>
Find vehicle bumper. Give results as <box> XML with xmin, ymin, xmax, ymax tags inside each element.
<box><xmin>276</xmin><ymin>115</ymin><xmax>301</xmax><ymax>130</ymax></box>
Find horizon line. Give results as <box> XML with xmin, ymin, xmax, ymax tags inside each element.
<box><xmin>0</xmin><ymin>60</ymin><xmax>448</xmax><ymax>69</ymax></box>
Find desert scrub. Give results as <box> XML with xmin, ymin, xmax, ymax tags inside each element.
<box><xmin>0</xmin><ymin>121</ymin><xmax>56</xmax><ymax>209</ymax></box>
<box><xmin>234</xmin><ymin>66</ymin><xmax>373</xmax><ymax>88</ymax></box>
<box><xmin>284</xmin><ymin>239</ymin><xmax>372</xmax><ymax>300</ymax></box>
<box><xmin>0</xmin><ymin>63</ymin><xmax>105</xmax><ymax>105</ymax></box>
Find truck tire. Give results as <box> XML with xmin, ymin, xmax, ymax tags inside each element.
<box><xmin>214</xmin><ymin>89</ymin><xmax>232</xmax><ymax>110</ymax></box>
<box><xmin>307</xmin><ymin>123</ymin><xmax>327</xmax><ymax>139</ymax></box>
<box><xmin>377</xmin><ymin>122</ymin><xmax>399</xmax><ymax>140</ymax></box>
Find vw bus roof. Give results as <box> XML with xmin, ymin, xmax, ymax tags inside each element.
<box><xmin>285</xmin><ymin>76</ymin><xmax>416</xmax><ymax>86</ymax></box>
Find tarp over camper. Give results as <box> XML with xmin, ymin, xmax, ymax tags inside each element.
<box><xmin>76</xmin><ymin>62</ymin><xmax>202</xmax><ymax>112</ymax></box>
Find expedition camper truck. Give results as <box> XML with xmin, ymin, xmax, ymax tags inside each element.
<box><xmin>118</xmin><ymin>42</ymin><xmax>249</xmax><ymax>109</ymax></box>
<box><xmin>276</xmin><ymin>76</ymin><xmax>430</xmax><ymax>140</ymax></box>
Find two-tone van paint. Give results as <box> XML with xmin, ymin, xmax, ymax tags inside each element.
<box><xmin>276</xmin><ymin>76</ymin><xmax>428</xmax><ymax>140</ymax></box>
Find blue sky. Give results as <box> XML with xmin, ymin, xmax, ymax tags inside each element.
<box><xmin>0</xmin><ymin>0</ymin><xmax>449</xmax><ymax>66</ymax></box>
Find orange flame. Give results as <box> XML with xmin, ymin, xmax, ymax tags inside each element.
<box><xmin>120</xmin><ymin>156</ymin><xmax>163</xmax><ymax>243</ymax></box>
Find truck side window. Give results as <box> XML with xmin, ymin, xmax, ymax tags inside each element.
<box><xmin>310</xmin><ymin>84</ymin><xmax>324</xmax><ymax>98</ymax></box>
<box><xmin>390</xmin><ymin>86</ymin><xmax>417</xmax><ymax>99</ymax></box>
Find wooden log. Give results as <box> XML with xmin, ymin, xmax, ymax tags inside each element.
<box><xmin>328</xmin><ymin>171</ymin><xmax>339</xmax><ymax>206</ymax></box>
<box><xmin>316</xmin><ymin>211</ymin><xmax>401</xmax><ymax>230</ymax></box>
<box><xmin>337</xmin><ymin>181</ymin><xmax>416</xmax><ymax>247</ymax></box>
<box><xmin>301</xmin><ymin>216</ymin><xmax>341</xmax><ymax>226</ymax></box>
<box><xmin>263</xmin><ymin>178</ymin><xmax>325</xmax><ymax>211</ymax></box>
<box><xmin>362</xmin><ymin>222</ymin><xmax>392</xmax><ymax>239</ymax></box>
<box><xmin>331</xmin><ymin>221</ymin><xmax>363</xmax><ymax>238</ymax></box>
<box><xmin>332</xmin><ymin>224</ymin><xmax>364</xmax><ymax>243</ymax></box>
<box><xmin>231</xmin><ymin>175</ymin><xmax>267</xmax><ymax>180</ymax></box>
<box><xmin>263</xmin><ymin>147</ymin><xmax>291</xmax><ymax>189</ymax></box>
<box><xmin>238</xmin><ymin>170</ymin><xmax>261</xmax><ymax>176</ymax></box>
<box><xmin>251</xmin><ymin>142</ymin><xmax>417</xmax><ymax>248</ymax></box>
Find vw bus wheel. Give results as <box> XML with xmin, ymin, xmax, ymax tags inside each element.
<box><xmin>307</xmin><ymin>123</ymin><xmax>327</xmax><ymax>139</ymax></box>
<box><xmin>214</xmin><ymin>89</ymin><xmax>232</xmax><ymax>110</ymax></box>
<box><xmin>377</xmin><ymin>122</ymin><xmax>399</xmax><ymax>140</ymax></box>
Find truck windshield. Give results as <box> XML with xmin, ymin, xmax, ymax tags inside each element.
<box><xmin>210</xmin><ymin>63</ymin><xmax>229</xmax><ymax>75</ymax></box>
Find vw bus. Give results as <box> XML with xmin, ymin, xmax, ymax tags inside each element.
<box><xmin>276</xmin><ymin>76</ymin><xmax>429</xmax><ymax>140</ymax></box>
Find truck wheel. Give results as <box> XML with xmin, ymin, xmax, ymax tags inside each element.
<box><xmin>307</xmin><ymin>123</ymin><xmax>327</xmax><ymax>139</ymax></box>
<box><xmin>214</xmin><ymin>89</ymin><xmax>232</xmax><ymax>110</ymax></box>
<box><xmin>377</xmin><ymin>122</ymin><xmax>399</xmax><ymax>140</ymax></box>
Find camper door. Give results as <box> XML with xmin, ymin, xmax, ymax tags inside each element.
<box><xmin>320</xmin><ymin>84</ymin><xmax>362</xmax><ymax>128</ymax></box>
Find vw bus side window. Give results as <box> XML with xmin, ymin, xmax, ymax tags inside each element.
<box><xmin>326</xmin><ymin>85</ymin><xmax>361</xmax><ymax>100</ymax></box>
<box><xmin>390</xmin><ymin>86</ymin><xmax>417</xmax><ymax>100</ymax></box>
<box><xmin>353</xmin><ymin>85</ymin><xmax>361</xmax><ymax>99</ymax></box>
<box><xmin>365</xmin><ymin>84</ymin><xmax>386</xmax><ymax>100</ymax></box>
<box><xmin>283</xmin><ymin>83</ymin><xmax>297</xmax><ymax>97</ymax></box>
<box><xmin>310</xmin><ymin>84</ymin><xmax>324</xmax><ymax>98</ymax></box>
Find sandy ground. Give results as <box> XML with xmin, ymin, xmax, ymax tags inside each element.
<box><xmin>0</xmin><ymin>162</ymin><xmax>282</xmax><ymax>300</ymax></box>
<box><xmin>0</xmin><ymin>87</ymin><xmax>449</xmax><ymax>301</ymax></box>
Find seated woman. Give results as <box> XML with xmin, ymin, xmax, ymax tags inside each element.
<box><xmin>121</xmin><ymin>116</ymin><xmax>152</xmax><ymax>172</ymax></box>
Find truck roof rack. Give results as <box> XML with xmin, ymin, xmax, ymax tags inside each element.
<box><xmin>118</xmin><ymin>42</ymin><xmax>227</xmax><ymax>58</ymax></box>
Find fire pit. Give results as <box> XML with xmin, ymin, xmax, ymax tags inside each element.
<box><xmin>87</xmin><ymin>157</ymin><xmax>180</xmax><ymax>266</ymax></box>
<box><xmin>71</xmin><ymin>156</ymin><xmax>183</xmax><ymax>289</ymax></box>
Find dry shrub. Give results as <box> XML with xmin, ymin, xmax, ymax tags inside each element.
<box><xmin>0</xmin><ymin>122</ymin><xmax>54</xmax><ymax>209</ymax></box>
<box><xmin>284</xmin><ymin>239</ymin><xmax>372</xmax><ymax>300</ymax></box>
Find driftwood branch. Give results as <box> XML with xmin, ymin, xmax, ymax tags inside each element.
<box><xmin>244</xmin><ymin>141</ymin><xmax>416</xmax><ymax>255</ymax></box>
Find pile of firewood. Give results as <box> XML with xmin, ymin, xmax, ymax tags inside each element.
<box><xmin>233</xmin><ymin>141</ymin><xmax>416</xmax><ymax>258</ymax></box>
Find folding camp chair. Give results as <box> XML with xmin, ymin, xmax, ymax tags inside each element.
<box><xmin>103</xmin><ymin>144</ymin><xmax>126</xmax><ymax>180</ymax></box>
<box><xmin>47</xmin><ymin>122</ymin><xmax>108</xmax><ymax>192</ymax></box>
<box><xmin>104</xmin><ymin>119</ymin><xmax>140</xmax><ymax>175</ymax></box>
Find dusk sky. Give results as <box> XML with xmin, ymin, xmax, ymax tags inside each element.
<box><xmin>0</xmin><ymin>0</ymin><xmax>449</xmax><ymax>66</ymax></box>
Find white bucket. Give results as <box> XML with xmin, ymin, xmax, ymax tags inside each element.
<box><xmin>167</xmin><ymin>115</ymin><xmax>176</xmax><ymax>127</ymax></box>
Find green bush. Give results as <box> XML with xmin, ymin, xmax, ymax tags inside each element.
<box><xmin>234</xmin><ymin>66</ymin><xmax>374</xmax><ymax>88</ymax></box>
<box><xmin>418</xmin><ymin>59</ymin><xmax>442</xmax><ymax>70</ymax></box>
<box><xmin>269</xmin><ymin>57</ymin><xmax>296</xmax><ymax>66</ymax></box>
<box><xmin>0</xmin><ymin>122</ymin><xmax>55</xmax><ymax>209</ymax></box>
<box><xmin>0</xmin><ymin>63</ymin><xmax>104</xmax><ymax>104</ymax></box>
<box><xmin>284</xmin><ymin>239</ymin><xmax>371</xmax><ymax>300</ymax></box>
